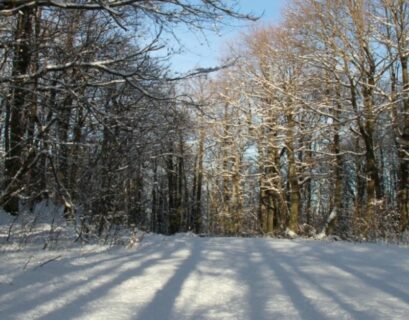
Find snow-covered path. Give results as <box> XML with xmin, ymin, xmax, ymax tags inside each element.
<box><xmin>1</xmin><ymin>237</ymin><xmax>408</xmax><ymax>320</ymax></box>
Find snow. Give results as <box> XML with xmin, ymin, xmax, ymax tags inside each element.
<box><xmin>1</xmin><ymin>213</ymin><xmax>409</xmax><ymax>319</ymax></box>
<box><xmin>315</xmin><ymin>232</ymin><xmax>327</xmax><ymax>240</ymax></box>
<box><xmin>285</xmin><ymin>227</ymin><xmax>298</xmax><ymax>239</ymax></box>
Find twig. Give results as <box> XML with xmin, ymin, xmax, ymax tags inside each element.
<box><xmin>23</xmin><ymin>255</ymin><xmax>34</xmax><ymax>270</ymax></box>
<box><xmin>34</xmin><ymin>255</ymin><xmax>62</xmax><ymax>269</ymax></box>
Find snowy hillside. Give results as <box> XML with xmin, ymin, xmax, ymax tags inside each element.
<box><xmin>1</xmin><ymin>215</ymin><xmax>408</xmax><ymax>320</ymax></box>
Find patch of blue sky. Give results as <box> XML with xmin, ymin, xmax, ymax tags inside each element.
<box><xmin>167</xmin><ymin>0</ymin><xmax>287</xmax><ymax>74</ymax></box>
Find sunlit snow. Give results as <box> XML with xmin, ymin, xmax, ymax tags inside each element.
<box><xmin>1</xmin><ymin>224</ymin><xmax>408</xmax><ymax>320</ymax></box>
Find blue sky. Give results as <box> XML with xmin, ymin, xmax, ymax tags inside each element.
<box><xmin>169</xmin><ymin>0</ymin><xmax>286</xmax><ymax>74</ymax></box>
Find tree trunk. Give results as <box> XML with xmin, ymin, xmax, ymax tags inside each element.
<box><xmin>287</xmin><ymin>112</ymin><xmax>300</xmax><ymax>233</ymax></box>
<box><xmin>192</xmin><ymin>123</ymin><xmax>204</xmax><ymax>233</ymax></box>
<box><xmin>398</xmin><ymin>55</ymin><xmax>409</xmax><ymax>231</ymax></box>
<box><xmin>167</xmin><ymin>147</ymin><xmax>179</xmax><ymax>235</ymax></box>
<box><xmin>3</xmin><ymin>8</ymin><xmax>33</xmax><ymax>213</ymax></box>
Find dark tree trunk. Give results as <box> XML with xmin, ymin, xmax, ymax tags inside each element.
<box><xmin>3</xmin><ymin>8</ymin><xmax>33</xmax><ymax>213</ymax></box>
<box><xmin>192</xmin><ymin>125</ymin><xmax>204</xmax><ymax>233</ymax></box>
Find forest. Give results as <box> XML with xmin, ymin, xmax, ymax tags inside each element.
<box><xmin>0</xmin><ymin>0</ymin><xmax>408</xmax><ymax>243</ymax></box>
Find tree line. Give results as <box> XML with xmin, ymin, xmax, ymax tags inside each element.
<box><xmin>1</xmin><ymin>0</ymin><xmax>408</xmax><ymax>241</ymax></box>
<box><xmin>0</xmin><ymin>0</ymin><xmax>251</xmax><ymax>236</ymax></box>
<box><xmin>198</xmin><ymin>0</ymin><xmax>409</xmax><ymax>240</ymax></box>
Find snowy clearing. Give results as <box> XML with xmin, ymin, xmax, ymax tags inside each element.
<box><xmin>1</xmin><ymin>234</ymin><xmax>409</xmax><ymax>320</ymax></box>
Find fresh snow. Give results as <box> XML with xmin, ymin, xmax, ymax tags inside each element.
<box><xmin>0</xmin><ymin>235</ymin><xmax>408</xmax><ymax>319</ymax></box>
<box><xmin>1</xmin><ymin>208</ymin><xmax>409</xmax><ymax>320</ymax></box>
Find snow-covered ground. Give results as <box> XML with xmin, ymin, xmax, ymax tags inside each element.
<box><xmin>1</xmin><ymin>210</ymin><xmax>409</xmax><ymax>319</ymax></box>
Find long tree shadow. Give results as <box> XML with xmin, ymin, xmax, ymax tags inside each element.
<box><xmin>310</xmin><ymin>245</ymin><xmax>409</xmax><ymax>305</ymax></box>
<box><xmin>181</xmin><ymin>238</ymin><xmax>269</xmax><ymax>319</ymax></box>
<box><xmin>136</xmin><ymin>239</ymin><xmax>203</xmax><ymax>320</ymax></box>
<box><xmin>262</xmin><ymin>240</ymin><xmax>409</xmax><ymax>319</ymax></box>
<box><xmin>39</xmin><ymin>240</ymin><xmax>193</xmax><ymax>320</ymax></box>
<box><xmin>222</xmin><ymin>238</ymin><xmax>286</xmax><ymax>319</ymax></box>
<box><xmin>0</xmin><ymin>240</ymin><xmax>187</xmax><ymax>319</ymax></box>
<box><xmin>188</xmin><ymin>238</ymin><xmax>326</xmax><ymax>319</ymax></box>
<box><xmin>254</xmin><ymin>240</ymin><xmax>326</xmax><ymax>320</ymax></box>
<box><xmin>1</xmin><ymin>239</ymin><xmax>168</xmax><ymax>307</ymax></box>
<box><xmin>236</xmin><ymin>239</ymin><xmax>274</xmax><ymax>319</ymax></box>
<box><xmin>2</xmin><ymin>238</ymin><xmax>408</xmax><ymax>320</ymax></box>
<box><xmin>269</xmin><ymin>245</ymin><xmax>373</xmax><ymax>319</ymax></box>
<box><xmin>0</xmin><ymin>250</ymin><xmax>142</xmax><ymax>313</ymax></box>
